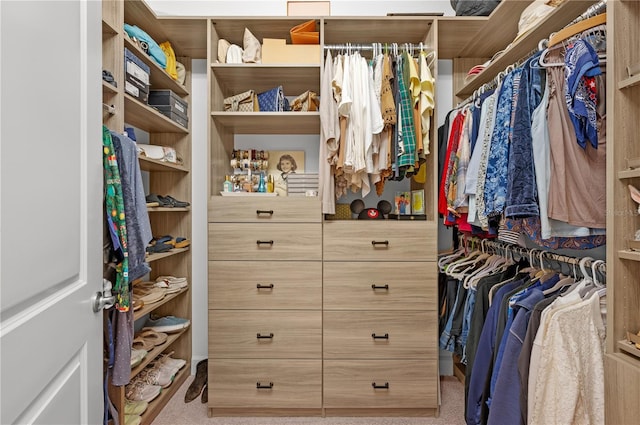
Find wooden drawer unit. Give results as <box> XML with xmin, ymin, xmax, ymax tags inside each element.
<box><xmin>209</xmin><ymin>359</ymin><xmax>322</xmax><ymax>409</ymax></box>
<box><xmin>323</xmin><ymin>262</ymin><xmax>437</xmax><ymax>310</ymax></box>
<box><xmin>323</xmin><ymin>311</ymin><xmax>436</xmax><ymax>359</ymax></box>
<box><xmin>323</xmin><ymin>360</ymin><xmax>437</xmax><ymax>408</ymax></box>
<box><xmin>323</xmin><ymin>221</ymin><xmax>437</xmax><ymax>261</ymax></box>
<box><xmin>209</xmin><ymin>261</ymin><xmax>321</xmax><ymax>310</ymax></box>
<box><xmin>208</xmin><ymin>197</ymin><xmax>321</xmax><ymax>223</ymax></box>
<box><xmin>208</xmin><ymin>223</ymin><xmax>322</xmax><ymax>261</ymax></box>
<box><xmin>210</xmin><ymin>310</ymin><xmax>321</xmax><ymax>359</ymax></box>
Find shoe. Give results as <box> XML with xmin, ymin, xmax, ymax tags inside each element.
<box><xmin>155</xmin><ymin>275</ymin><xmax>188</xmax><ymax>291</ymax></box>
<box><xmin>146</xmin><ymin>193</ymin><xmax>171</xmax><ymax>208</ymax></box>
<box><xmin>157</xmin><ymin>353</ymin><xmax>186</xmax><ymax>371</ymax></box>
<box><xmin>201</xmin><ymin>383</ymin><xmax>208</xmax><ymax>403</ymax></box>
<box><xmin>102</xmin><ymin>69</ymin><xmax>117</xmax><ymax>88</ymax></box>
<box><xmin>137</xmin><ymin>364</ymin><xmax>175</xmax><ymax>388</ymax></box>
<box><xmin>135</xmin><ymin>329</ymin><xmax>168</xmax><ymax>347</ymax></box>
<box><xmin>130</xmin><ymin>348</ymin><xmax>147</xmax><ymax>368</ymax></box>
<box><xmin>174</xmin><ymin>237</ymin><xmax>191</xmax><ymax>248</ymax></box>
<box><xmin>185</xmin><ymin>359</ymin><xmax>207</xmax><ymax>403</ymax></box>
<box><xmin>125</xmin><ymin>378</ymin><xmax>162</xmax><ymax>402</ymax></box>
<box><xmin>158</xmin><ymin>195</ymin><xmax>190</xmax><ymax>208</ymax></box>
<box><xmin>144</xmin><ymin>315</ymin><xmax>190</xmax><ymax>333</ymax></box>
<box><xmin>124</xmin><ymin>399</ymin><xmax>148</xmax><ymax>416</ymax></box>
<box><xmin>124</xmin><ymin>414</ymin><xmax>141</xmax><ymax>425</ymax></box>
<box><xmin>132</xmin><ymin>285</ymin><xmax>165</xmax><ymax>304</ymax></box>
<box><xmin>145</xmin><ymin>242</ymin><xmax>173</xmax><ymax>254</ymax></box>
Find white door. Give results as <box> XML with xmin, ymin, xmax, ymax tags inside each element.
<box><xmin>0</xmin><ymin>1</ymin><xmax>103</xmax><ymax>424</ymax></box>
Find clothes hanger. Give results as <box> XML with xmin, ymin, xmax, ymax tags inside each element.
<box><xmin>548</xmin><ymin>13</ymin><xmax>607</xmax><ymax>47</ymax></box>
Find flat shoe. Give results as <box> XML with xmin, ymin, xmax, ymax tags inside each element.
<box><xmin>175</xmin><ymin>237</ymin><xmax>191</xmax><ymax>248</ymax></box>
<box><xmin>136</xmin><ymin>329</ymin><xmax>168</xmax><ymax>347</ymax></box>
<box><xmin>146</xmin><ymin>193</ymin><xmax>172</xmax><ymax>207</ymax></box>
<box><xmin>184</xmin><ymin>359</ymin><xmax>207</xmax><ymax>403</ymax></box>
<box><xmin>159</xmin><ymin>195</ymin><xmax>190</xmax><ymax>208</ymax></box>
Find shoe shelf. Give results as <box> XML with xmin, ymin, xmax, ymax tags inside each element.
<box><xmin>103</xmin><ymin>80</ymin><xmax>118</xmax><ymax>95</ymax></box>
<box><xmin>138</xmin><ymin>156</ymin><xmax>189</xmax><ymax>173</ymax></box>
<box><xmin>147</xmin><ymin>206</ymin><xmax>191</xmax><ymax>212</ymax></box>
<box><xmin>617</xmin><ymin>333</ymin><xmax>640</xmax><ymax>360</ymax></box>
<box><xmin>145</xmin><ymin>247</ymin><xmax>190</xmax><ymax>264</ymax></box>
<box><xmin>124</xmin><ymin>37</ymin><xmax>189</xmax><ymax>96</ymax></box>
<box><xmin>140</xmin><ymin>366</ymin><xmax>190</xmax><ymax>425</ymax></box>
<box><xmin>130</xmin><ymin>327</ymin><xmax>190</xmax><ymax>378</ymax></box>
<box><xmin>618</xmin><ymin>250</ymin><xmax>640</xmax><ymax>262</ymax></box>
<box><xmin>211</xmin><ymin>112</ymin><xmax>320</xmax><ymax>134</ymax></box>
<box><xmin>124</xmin><ymin>94</ymin><xmax>189</xmax><ymax>134</ymax></box>
<box><xmin>134</xmin><ymin>286</ymin><xmax>189</xmax><ymax>321</ymax></box>
<box><xmin>619</xmin><ymin>74</ymin><xmax>640</xmax><ymax>90</ymax></box>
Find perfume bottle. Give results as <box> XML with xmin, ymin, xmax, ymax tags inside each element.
<box><xmin>223</xmin><ymin>175</ymin><xmax>233</xmax><ymax>193</ymax></box>
<box><xmin>257</xmin><ymin>172</ymin><xmax>267</xmax><ymax>193</ymax></box>
<box><xmin>266</xmin><ymin>174</ymin><xmax>274</xmax><ymax>193</ymax></box>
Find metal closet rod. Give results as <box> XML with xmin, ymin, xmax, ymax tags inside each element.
<box><xmin>323</xmin><ymin>42</ymin><xmax>432</xmax><ymax>52</ymax></box>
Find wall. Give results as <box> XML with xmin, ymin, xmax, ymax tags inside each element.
<box><xmin>147</xmin><ymin>1</ymin><xmax>456</xmax><ymax>372</ymax></box>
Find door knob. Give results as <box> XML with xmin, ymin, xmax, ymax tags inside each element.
<box><xmin>93</xmin><ymin>279</ymin><xmax>116</xmax><ymax>312</ymax></box>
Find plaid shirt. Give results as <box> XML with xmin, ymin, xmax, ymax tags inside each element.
<box><xmin>396</xmin><ymin>53</ymin><xmax>417</xmax><ymax>168</ymax></box>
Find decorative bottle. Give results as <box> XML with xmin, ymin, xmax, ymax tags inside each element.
<box><xmin>223</xmin><ymin>175</ymin><xmax>233</xmax><ymax>192</ymax></box>
<box><xmin>257</xmin><ymin>172</ymin><xmax>267</xmax><ymax>193</ymax></box>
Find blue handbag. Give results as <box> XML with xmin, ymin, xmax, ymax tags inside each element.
<box><xmin>257</xmin><ymin>86</ymin><xmax>290</xmax><ymax>112</ymax></box>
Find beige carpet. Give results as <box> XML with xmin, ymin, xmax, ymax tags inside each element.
<box><xmin>152</xmin><ymin>376</ymin><xmax>465</xmax><ymax>425</ymax></box>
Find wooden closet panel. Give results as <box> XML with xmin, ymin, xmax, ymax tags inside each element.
<box><xmin>209</xmin><ymin>197</ymin><xmax>321</xmax><ymax>222</ymax></box>
<box><xmin>208</xmin><ymin>223</ymin><xmax>322</xmax><ymax>261</ymax></box>
<box><xmin>209</xmin><ymin>310</ymin><xmax>321</xmax><ymax>358</ymax></box>
<box><xmin>323</xmin><ymin>261</ymin><xmax>437</xmax><ymax>311</ymax></box>
<box><xmin>323</xmin><ymin>311</ymin><xmax>436</xmax><ymax>359</ymax></box>
<box><xmin>209</xmin><ymin>261</ymin><xmax>321</xmax><ymax>310</ymax></box>
<box><xmin>323</xmin><ymin>360</ymin><xmax>437</xmax><ymax>408</ymax></box>
<box><xmin>323</xmin><ymin>221</ymin><xmax>437</xmax><ymax>262</ymax></box>
<box><xmin>209</xmin><ymin>359</ymin><xmax>322</xmax><ymax>408</ymax></box>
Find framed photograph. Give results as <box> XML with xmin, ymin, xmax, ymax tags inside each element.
<box><xmin>267</xmin><ymin>151</ymin><xmax>305</xmax><ymax>196</ymax></box>
<box><xmin>395</xmin><ymin>191</ymin><xmax>411</xmax><ymax>215</ymax></box>
<box><xmin>412</xmin><ymin>189</ymin><xmax>425</xmax><ymax>215</ymax></box>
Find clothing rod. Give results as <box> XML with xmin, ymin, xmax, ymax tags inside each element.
<box><xmin>323</xmin><ymin>43</ymin><xmax>434</xmax><ymax>52</ymax></box>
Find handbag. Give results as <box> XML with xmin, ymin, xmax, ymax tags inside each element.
<box><xmin>257</xmin><ymin>86</ymin><xmax>289</xmax><ymax>112</ymax></box>
<box><xmin>290</xmin><ymin>90</ymin><xmax>319</xmax><ymax>112</ymax></box>
<box><xmin>290</xmin><ymin>19</ymin><xmax>319</xmax><ymax>44</ymax></box>
<box><xmin>224</xmin><ymin>89</ymin><xmax>259</xmax><ymax>112</ymax></box>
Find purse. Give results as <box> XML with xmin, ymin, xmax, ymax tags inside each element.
<box><xmin>224</xmin><ymin>89</ymin><xmax>259</xmax><ymax>112</ymax></box>
<box><xmin>290</xmin><ymin>90</ymin><xmax>319</xmax><ymax>112</ymax></box>
<box><xmin>257</xmin><ymin>86</ymin><xmax>289</xmax><ymax>112</ymax></box>
<box><xmin>290</xmin><ymin>19</ymin><xmax>319</xmax><ymax>44</ymax></box>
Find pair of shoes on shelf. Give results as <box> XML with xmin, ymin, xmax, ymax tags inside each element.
<box><xmin>150</xmin><ymin>235</ymin><xmax>191</xmax><ymax>249</ymax></box>
<box><xmin>156</xmin><ymin>352</ymin><xmax>187</xmax><ymax>371</ymax></box>
<box><xmin>124</xmin><ymin>414</ymin><xmax>141</xmax><ymax>425</ymax></box>
<box><xmin>146</xmin><ymin>193</ymin><xmax>190</xmax><ymax>208</ymax></box>
<box><xmin>155</xmin><ymin>275</ymin><xmax>188</xmax><ymax>292</ymax></box>
<box><xmin>184</xmin><ymin>359</ymin><xmax>207</xmax><ymax>403</ymax></box>
<box><xmin>124</xmin><ymin>399</ymin><xmax>148</xmax><ymax>416</ymax></box>
<box><xmin>136</xmin><ymin>362</ymin><xmax>178</xmax><ymax>388</ymax></box>
<box><xmin>132</xmin><ymin>329</ymin><xmax>168</xmax><ymax>352</ymax></box>
<box><xmin>102</xmin><ymin>69</ymin><xmax>117</xmax><ymax>87</ymax></box>
<box><xmin>132</xmin><ymin>283</ymin><xmax>165</xmax><ymax>305</ymax></box>
<box><xmin>144</xmin><ymin>315</ymin><xmax>190</xmax><ymax>334</ymax></box>
<box><xmin>125</xmin><ymin>378</ymin><xmax>162</xmax><ymax>403</ymax></box>
<box><xmin>130</xmin><ymin>348</ymin><xmax>147</xmax><ymax>369</ymax></box>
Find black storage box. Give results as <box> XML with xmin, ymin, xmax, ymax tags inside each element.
<box><xmin>153</xmin><ymin>105</ymin><xmax>189</xmax><ymax>128</ymax></box>
<box><xmin>148</xmin><ymin>89</ymin><xmax>188</xmax><ymax>119</ymax></box>
<box><xmin>125</xmin><ymin>78</ymin><xmax>149</xmax><ymax>103</ymax></box>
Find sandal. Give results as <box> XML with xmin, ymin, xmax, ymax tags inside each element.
<box><xmin>137</xmin><ymin>329</ymin><xmax>168</xmax><ymax>347</ymax></box>
<box><xmin>132</xmin><ymin>285</ymin><xmax>165</xmax><ymax>304</ymax></box>
<box><xmin>132</xmin><ymin>336</ymin><xmax>154</xmax><ymax>352</ymax></box>
<box><xmin>175</xmin><ymin>237</ymin><xmax>191</xmax><ymax>248</ymax></box>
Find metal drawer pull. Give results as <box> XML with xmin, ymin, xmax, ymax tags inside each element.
<box><xmin>371</xmin><ymin>240</ymin><xmax>389</xmax><ymax>246</ymax></box>
<box><xmin>372</xmin><ymin>382</ymin><xmax>389</xmax><ymax>389</ymax></box>
<box><xmin>371</xmin><ymin>333</ymin><xmax>389</xmax><ymax>339</ymax></box>
<box><xmin>256</xmin><ymin>240</ymin><xmax>274</xmax><ymax>246</ymax></box>
<box><xmin>256</xmin><ymin>283</ymin><xmax>274</xmax><ymax>289</ymax></box>
<box><xmin>257</xmin><ymin>333</ymin><xmax>274</xmax><ymax>339</ymax></box>
<box><xmin>256</xmin><ymin>382</ymin><xmax>274</xmax><ymax>389</ymax></box>
<box><xmin>256</xmin><ymin>209</ymin><xmax>274</xmax><ymax>216</ymax></box>
<box><xmin>371</xmin><ymin>284</ymin><xmax>389</xmax><ymax>290</ymax></box>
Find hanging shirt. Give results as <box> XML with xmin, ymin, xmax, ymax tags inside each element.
<box><xmin>319</xmin><ymin>51</ymin><xmax>339</xmax><ymax>214</ymax></box>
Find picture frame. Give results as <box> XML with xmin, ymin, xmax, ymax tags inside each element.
<box><xmin>395</xmin><ymin>191</ymin><xmax>411</xmax><ymax>215</ymax></box>
<box><xmin>267</xmin><ymin>150</ymin><xmax>305</xmax><ymax>197</ymax></box>
<box><xmin>412</xmin><ymin>189</ymin><xmax>425</xmax><ymax>215</ymax></box>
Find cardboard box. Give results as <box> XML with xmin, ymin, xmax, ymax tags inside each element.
<box><xmin>262</xmin><ymin>38</ymin><xmax>321</xmax><ymax>65</ymax></box>
<box><xmin>287</xmin><ymin>1</ymin><xmax>330</xmax><ymax>16</ymax></box>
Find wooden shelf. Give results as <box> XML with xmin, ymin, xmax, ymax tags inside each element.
<box><xmin>211</xmin><ymin>64</ymin><xmax>321</xmax><ymax>96</ymax></box>
<box><xmin>139</xmin><ymin>156</ymin><xmax>189</xmax><ymax>173</ymax></box>
<box><xmin>618</xmin><ymin>250</ymin><xmax>640</xmax><ymax>262</ymax></box>
<box><xmin>134</xmin><ymin>286</ymin><xmax>189</xmax><ymax>322</ymax></box>
<box><xmin>102</xmin><ymin>81</ymin><xmax>118</xmax><ymax>95</ymax></box>
<box><xmin>102</xmin><ymin>19</ymin><xmax>119</xmax><ymax>35</ymax></box>
<box><xmin>619</xmin><ymin>74</ymin><xmax>640</xmax><ymax>90</ymax></box>
<box><xmin>147</xmin><ymin>206</ymin><xmax>191</xmax><ymax>213</ymax></box>
<box><xmin>146</xmin><ymin>247</ymin><xmax>190</xmax><ymax>263</ymax></box>
<box><xmin>618</xmin><ymin>339</ymin><xmax>640</xmax><ymax>359</ymax></box>
<box><xmin>130</xmin><ymin>327</ymin><xmax>189</xmax><ymax>377</ymax></box>
<box><xmin>211</xmin><ymin>112</ymin><xmax>320</xmax><ymax>134</ymax></box>
<box><xmin>437</xmin><ymin>16</ymin><xmax>487</xmax><ymax>59</ymax></box>
<box><xmin>124</xmin><ymin>37</ymin><xmax>189</xmax><ymax>96</ymax></box>
<box><xmin>139</xmin><ymin>366</ymin><xmax>190</xmax><ymax>425</ymax></box>
<box><xmin>618</xmin><ymin>168</ymin><xmax>640</xmax><ymax>179</ymax></box>
<box><xmin>124</xmin><ymin>94</ymin><xmax>189</xmax><ymax>134</ymax></box>
<box><xmin>456</xmin><ymin>0</ymin><xmax>599</xmax><ymax>97</ymax></box>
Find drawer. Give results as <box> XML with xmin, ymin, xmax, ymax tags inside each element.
<box><xmin>209</xmin><ymin>311</ymin><xmax>321</xmax><ymax>358</ymax></box>
<box><xmin>209</xmin><ymin>261</ymin><xmax>321</xmax><ymax>309</ymax></box>
<box><xmin>323</xmin><ymin>311</ymin><xmax>437</xmax><ymax>359</ymax></box>
<box><xmin>323</xmin><ymin>221</ymin><xmax>436</xmax><ymax>261</ymax></box>
<box><xmin>323</xmin><ymin>360</ymin><xmax>437</xmax><ymax>408</ymax></box>
<box><xmin>208</xmin><ymin>197</ymin><xmax>321</xmax><ymax>222</ymax></box>
<box><xmin>208</xmin><ymin>223</ymin><xmax>321</xmax><ymax>261</ymax></box>
<box><xmin>323</xmin><ymin>262</ymin><xmax>437</xmax><ymax>310</ymax></box>
<box><xmin>209</xmin><ymin>359</ymin><xmax>321</xmax><ymax>408</ymax></box>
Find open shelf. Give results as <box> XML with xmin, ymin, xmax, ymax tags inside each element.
<box><xmin>146</xmin><ymin>247</ymin><xmax>190</xmax><ymax>264</ymax></box>
<box><xmin>617</xmin><ymin>339</ymin><xmax>640</xmax><ymax>359</ymax></box>
<box><xmin>124</xmin><ymin>94</ymin><xmax>189</xmax><ymax>134</ymax></box>
<box><xmin>618</xmin><ymin>250</ymin><xmax>640</xmax><ymax>262</ymax></box>
<box><xmin>134</xmin><ymin>286</ymin><xmax>189</xmax><ymax>322</ymax></box>
<box><xmin>619</xmin><ymin>73</ymin><xmax>640</xmax><ymax>90</ymax></box>
<box><xmin>618</xmin><ymin>168</ymin><xmax>640</xmax><ymax>180</ymax></box>
<box><xmin>211</xmin><ymin>64</ymin><xmax>321</xmax><ymax>95</ymax></box>
<box><xmin>147</xmin><ymin>207</ymin><xmax>191</xmax><ymax>213</ymax></box>
<box><xmin>139</xmin><ymin>156</ymin><xmax>189</xmax><ymax>173</ymax></box>
<box><xmin>103</xmin><ymin>80</ymin><xmax>118</xmax><ymax>95</ymax></box>
<box><xmin>211</xmin><ymin>112</ymin><xmax>320</xmax><ymax>134</ymax></box>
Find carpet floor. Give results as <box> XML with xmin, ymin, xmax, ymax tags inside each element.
<box><xmin>152</xmin><ymin>376</ymin><xmax>465</xmax><ymax>425</ymax></box>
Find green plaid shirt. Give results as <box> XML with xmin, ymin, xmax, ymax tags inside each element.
<box><xmin>396</xmin><ymin>53</ymin><xmax>417</xmax><ymax>168</ymax></box>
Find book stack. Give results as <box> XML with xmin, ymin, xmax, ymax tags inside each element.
<box><xmin>286</xmin><ymin>173</ymin><xmax>319</xmax><ymax>196</ymax></box>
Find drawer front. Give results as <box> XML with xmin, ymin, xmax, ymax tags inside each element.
<box><xmin>210</xmin><ymin>311</ymin><xmax>321</xmax><ymax>358</ymax></box>
<box><xmin>323</xmin><ymin>262</ymin><xmax>437</xmax><ymax>310</ymax></box>
<box><xmin>208</xmin><ymin>223</ymin><xmax>321</xmax><ymax>261</ymax></box>
<box><xmin>209</xmin><ymin>197</ymin><xmax>321</xmax><ymax>222</ymax></box>
<box><xmin>323</xmin><ymin>311</ymin><xmax>436</xmax><ymax>359</ymax></box>
<box><xmin>323</xmin><ymin>221</ymin><xmax>436</xmax><ymax>261</ymax></box>
<box><xmin>209</xmin><ymin>359</ymin><xmax>321</xmax><ymax>408</ymax></box>
<box><xmin>323</xmin><ymin>360</ymin><xmax>437</xmax><ymax>408</ymax></box>
<box><xmin>209</xmin><ymin>261</ymin><xmax>321</xmax><ymax>309</ymax></box>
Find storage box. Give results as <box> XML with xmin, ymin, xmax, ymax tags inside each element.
<box><xmin>153</xmin><ymin>105</ymin><xmax>189</xmax><ymax>128</ymax></box>
<box><xmin>124</xmin><ymin>48</ymin><xmax>150</xmax><ymax>85</ymax></box>
<box><xmin>125</xmin><ymin>79</ymin><xmax>149</xmax><ymax>103</ymax></box>
<box><xmin>125</xmin><ymin>72</ymin><xmax>149</xmax><ymax>94</ymax></box>
<box><xmin>262</xmin><ymin>38</ymin><xmax>321</xmax><ymax>65</ymax></box>
<box><xmin>148</xmin><ymin>89</ymin><xmax>188</xmax><ymax>119</ymax></box>
<box><xmin>287</xmin><ymin>1</ymin><xmax>330</xmax><ymax>16</ymax></box>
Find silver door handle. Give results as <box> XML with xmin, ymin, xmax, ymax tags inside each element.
<box><xmin>92</xmin><ymin>279</ymin><xmax>116</xmax><ymax>312</ymax></box>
